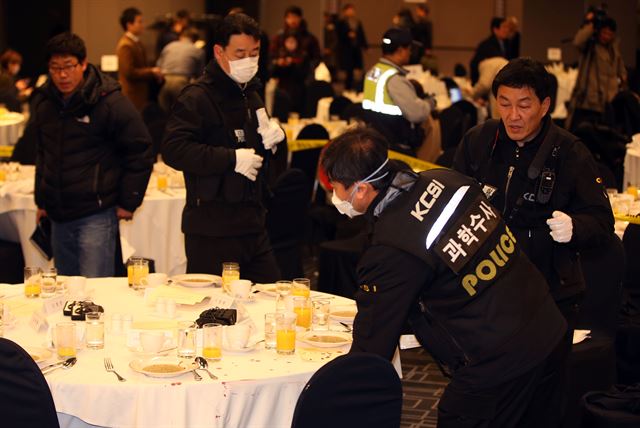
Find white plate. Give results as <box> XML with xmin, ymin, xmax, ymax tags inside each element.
<box><xmin>25</xmin><ymin>347</ymin><xmax>53</xmax><ymax>365</ymax></box>
<box><xmin>329</xmin><ymin>305</ymin><xmax>357</xmax><ymax>323</ymax></box>
<box><xmin>127</xmin><ymin>346</ymin><xmax>176</xmax><ymax>357</ymax></box>
<box><xmin>172</xmin><ymin>274</ymin><xmax>221</xmax><ymax>288</ymax></box>
<box><xmin>129</xmin><ymin>356</ymin><xmax>196</xmax><ymax>378</ymax></box>
<box><xmin>299</xmin><ymin>331</ymin><xmax>353</xmax><ymax>348</ymax></box>
<box><xmin>253</xmin><ymin>283</ymin><xmax>278</xmax><ymax>297</ymax></box>
<box><xmin>222</xmin><ymin>341</ymin><xmax>261</xmax><ymax>354</ymax></box>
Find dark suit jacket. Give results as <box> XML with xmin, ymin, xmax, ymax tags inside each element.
<box><xmin>469</xmin><ymin>34</ymin><xmax>506</xmax><ymax>85</ymax></box>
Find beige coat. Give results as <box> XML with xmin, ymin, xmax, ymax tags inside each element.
<box><xmin>116</xmin><ymin>34</ymin><xmax>155</xmax><ymax>111</ymax></box>
<box><xmin>570</xmin><ymin>23</ymin><xmax>626</xmax><ymax>113</ymax></box>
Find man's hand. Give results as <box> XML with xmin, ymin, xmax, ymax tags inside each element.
<box><xmin>36</xmin><ymin>208</ymin><xmax>47</xmax><ymax>224</ymax></box>
<box><xmin>117</xmin><ymin>207</ymin><xmax>134</xmax><ymax>221</ymax></box>
<box><xmin>256</xmin><ymin>108</ymin><xmax>285</xmax><ymax>151</ymax></box>
<box><xmin>234</xmin><ymin>149</ymin><xmax>263</xmax><ymax>181</ymax></box>
<box><xmin>546</xmin><ymin>210</ymin><xmax>573</xmax><ymax>243</ymax></box>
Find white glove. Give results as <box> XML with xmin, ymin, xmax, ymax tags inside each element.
<box><xmin>234</xmin><ymin>148</ymin><xmax>263</xmax><ymax>181</ymax></box>
<box><xmin>546</xmin><ymin>210</ymin><xmax>573</xmax><ymax>243</ymax></box>
<box><xmin>256</xmin><ymin>108</ymin><xmax>285</xmax><ymax>151</ymax></box>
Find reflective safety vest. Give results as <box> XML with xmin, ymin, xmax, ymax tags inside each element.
<box><xmin>362</xmin><ymin>61</ymin><xmax>403</xmax><ymax>116</ymax></box>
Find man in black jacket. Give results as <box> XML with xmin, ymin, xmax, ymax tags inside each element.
<box><xmin>469</xmin><ymin>17</ymin><xmax>510</xmax><ymax>85</ymax></box>
<box><xmin>321</xmin><ymin>127</ymin><xmax>567</xmax><ymax>427</ymax></box>
<box><xmin>30</xmin><ymin>33</ymin><xmax>153</xmax><ymax>277</ymax></box>
<box><xmin>453</xmin><ymin>57</ymin><xmax>614</xmax><ymax>419</ymax></box>
<box><xmin>162</xmin><ymin>13</ymin><xmax>285</xmax><ymax>282</ymax></box>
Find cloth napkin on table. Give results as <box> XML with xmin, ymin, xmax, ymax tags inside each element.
<box><xmin>0</xmin><ymin>179</ymin><xmax>34</xmax><ymax>197</ymax></box>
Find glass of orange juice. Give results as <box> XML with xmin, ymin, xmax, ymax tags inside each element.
<box><xmin>291</xmin><ymin>278</ymin><xmax>310</xmax><ymax>298</ymax></box>
<box><xmin>55</xmin><ymin>322</ymin><xmax>77</xmax><ymax>359</ymax></box>
<box><xmin>24</xmin><ymin>266</ymin><xmax>42</xmax><ymax>298</ymax></box>
<box><xmin>293</xmin><ymin>296</ymin><xmax>312</xmax><ymax>329</ymax></box>
<box><xmin>276</xmin><ymin>312</ymin><xmax>297</xmax><ymax>355</ymax></box>
<box><xmin>222</xmin><ymin>262</ymin><xmax>240</xmax><ymax>294</ymax></box>
<box><xmin>156</xmin><ymin>174</ymin><xmax>168</xmax><ymax>192</ymax></box>
<box><xmin>202</xmin><ymin>323</ymin><xmax>223</xmax><ymax>361</ymax></box>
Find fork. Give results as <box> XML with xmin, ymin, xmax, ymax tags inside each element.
<box><xmin>104</xmin><ymin>357</ymin><xmax>126</xmax><ymax>382</ymax></box>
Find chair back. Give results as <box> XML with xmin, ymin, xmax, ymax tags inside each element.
<box><xmin>303</xmin><ymin>80</ymin><xmax>335</xmax><ymax>118</ymax></box>
<box><xmin>291</xmin><ymin>352</ymin><xmax>402</xmax><ymax>428</ymax></box>
<box><xmin>291</xmin><ymin>124</ymin><xmax>329</xmax><ymax>195</ymax></box>
<box><xmin>0</xmin><ymin>338</ymin><xmax>60</xmax><ymax>428</ymax></box>
<box><xmin>272</xmin><ymin>89</ymin><xmax>293</xmax><ymax>123</ymax></box>
<box><xmin>329</xmin><ymin>96</ymin><xmax>354</xmax><ymax>120</ymax></box>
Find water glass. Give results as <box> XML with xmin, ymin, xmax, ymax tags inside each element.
<box><xmin>177</xmin><ymin>321</ymin><xmax>197</xmax><ymax>359</ymax></box>
<box><xmin>55</xmin><ymin>322</ymin><xmax>77</xmax><ymax>359</ymax></box>
<box><xmin>202</xmin><ymin>323</ymin><xmax>223</xmax><ymax>361</ymax></box>
<box><xmin>131</xmin><ymin>259</ymin><xmax>150</xmax><ymax>290</ymax></box>
<box><xmin>293</xmin><ymin>297</ymin><xmax>312</xmax><ymax>329</ymax></box>
<box><xmin>24</xmin><ymin>266</ymin><xmax>42</xmax><ymax>298</ymax></box>
<box><xmin>41</xmin><ymin>267</ymin><xmax>57</xmax><ymax>297</ymax></box>
<box><xmin>275</xmin><ymin>312</ymin><xmax>297</xmax><ymax>355</ymax></box>
<box><xmin>291</xmin><ymin>278</ymin><xmax>311</xmax><ymax>298</ymax></box>
<box><xmin>222</xmin><ymin>262</ymin><xmax>240</xmax><ymax>294</ymax></box>
<box><xmin>275</xmin><ymin>280</ymin><xmax>292</xmax><ymax>312</ymax></box>
<box><xmin>85</xmin><ymin>312</ymin><xmax>104</xmax><ymax>349</ymax></box>
<box><xmin>264</xmin><ymin>313</ymin><xmax>277</xmax><ymax>349</ymax></box>
<box><xmin>311</xmin><ymin>298</ymin><xmax>331</xmax><ymax>331</ymax></box>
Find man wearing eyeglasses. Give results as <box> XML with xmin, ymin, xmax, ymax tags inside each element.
<box><xmin>24</xmin><ymin>32</ymin><xmax>153</xmax><ymax>277</ymax></box>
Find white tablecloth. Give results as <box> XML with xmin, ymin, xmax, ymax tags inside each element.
<box><xmin>0</xmin><ymin>112</ymin><xmax>25</xmax><ymax>147</ymax></box>
<box><xmin>624</xmin><ymin>145</ymin><xmax>640</xmax><ymax>188</ymax></box>
<box><xmin>0</xmin><ymin>167</ymin><xmax>187</xmax><ymax>275</ymax></box>
<box><xmin>1</xmin><ymin>278</ymin><xmax>355</xmax><ymax>428</ymax></box>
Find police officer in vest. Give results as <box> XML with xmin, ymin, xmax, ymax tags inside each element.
<box><xmin>452</xmin><ymin>58</ymin><xmax>614</xmax><ymax>405</ymax></box>
<box><xmin>322</xmin><ymin>127</ymin><xmax>567</xmax><ymax>427</ymax></box>
<box><xmin>362</xmin><ymin>27</ymin><xmax>433</xmax><ymax>156</ymax></box>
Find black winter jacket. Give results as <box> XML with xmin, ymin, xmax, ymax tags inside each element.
<box><xmin>32</xmin><ymin>64</ymin><xmax>153</xmax><ymax>222</ymax></box>
<box><xmin>162</xmin><ymin>60</ymin><xmax>283</xmax><ymax>237</ymax></box>
<box><xmin>453</xmin><ymin>116</ymin><xmax>614</xmax><ymax>301</ymax></box>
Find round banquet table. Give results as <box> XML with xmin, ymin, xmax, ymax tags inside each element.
<box><xmin>1</xmin><ymin>278</ymin><xmax>355</xmax><ymax>428</ymax></box>
<box><xmin>0</xmin><ymin>112</ymin><xmax>25</xmax><ymax>148</ymax></box>
<box><xmin>624</xmin><ymin>145</ymin><xmax>640</xmax><ymax>188</ymax></box>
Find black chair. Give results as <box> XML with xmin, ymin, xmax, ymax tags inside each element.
<box><xmin>617</xmin><ymin>224</ymin><xmax>640</xmax><ymax>385</ymax></box>
<box><xmin>341</xmin><ymin>102</ymin><xmax>365</xmax><ymax>122</ymax></box>
<box><xmin>272</xmin><ymin>89</ymin><xmax>293</xmax><ymax>123</ymax></box>
<box><xmin>303</xmin><ymin>80</ymin><xmax>335</xmax><ymax>118</ymax></box>
<box><xmin>0</xmin><ymin>239</ymin><xmax>25</xmax><ymax>283</ymax></box>
<box><xmin>291</xmin><ymin>124</ymin><xmax>329</xmax><ymax>200</ymax></box>
<box><xmin>266</xmin><ymin>168</ymin><xmax>312</xmax><ymax>279</ymax></box>
<box><xmin>0</xmin><ymin>338</ymin><xmax>60</xmax><ymax>427</ymax></box>
<box><xmin>329</xmin><ymin>96</ymin><xmax>353</xmax><ymax>120</ymax></box>
<box><xmin>291</xmin><ymin>352</ymin><xmax>402</xmax><ymax>428</ymax></box>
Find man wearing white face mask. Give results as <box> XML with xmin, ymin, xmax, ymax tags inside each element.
<box><xmin>162</xmin><ymin>13</ymin><xmax>285</xmax><ymax>282</ymax></box>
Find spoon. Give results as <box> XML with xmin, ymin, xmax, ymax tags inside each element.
<box><xmin>340</xmin><ymin>322</ymin><xmax>353</xmax><ymax>332</ymax></box>
<box><xmin>191</xmin><ymin>367</ymin><xmax>202</xmax><ymax>381</ymax></box>
<box><xmin>42</xmin><ymin>357</ymin><xmax>77</xmax><ymax>374</ymax></box>
<box><xmin>195</xmin><ymin>356</ymin><xmax>218</xmax><ymax>380</ymax></box>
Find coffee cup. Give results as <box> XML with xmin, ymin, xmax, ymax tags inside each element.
<box><xmin>229</xmin><ymin>279</ymin><xmax>252</xmax><ymax>300</ymax></box>
<box><xmin>223</xmin><ymin>324</ymin><xmax>251</xmax><ymax>350</ymax></box>
<box><xmin>67</xmin><ymin>276</ymin><xmax>86</xmax><ymax>298</ymax></box>
<box><xmin>139</xmin><ymin>331</ymin><xmax>168</xmax><ymax>354</ymax></box>
<box><xmin>142</xmin><ymin>273</ymin><xmax>168</xmax><ymax>288</ymax></box>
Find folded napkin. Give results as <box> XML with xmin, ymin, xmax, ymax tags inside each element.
<box><xmin>146</xmin><ymin>285</ymin><xmax>208</xmax><ymax>305</ymax></box>
<box><xmin>0</xmin><ymin>178</ymin><xmax>34</xmax><ymax>197</ymax></box>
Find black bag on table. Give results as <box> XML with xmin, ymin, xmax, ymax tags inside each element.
<box><xmin>581</xmin><ymin>384</ymin><xmax>640</xmax><ymax>427</ymax></box>
<box><xmin>195</xmin><ymin>308</ymin><xmax>237</xmax><ymax>327</ymax></box>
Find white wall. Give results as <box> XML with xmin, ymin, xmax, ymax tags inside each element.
<box><xmin>71</xmin><ymin>0</ymin><xmax>204</xmax><ymax>65</ymax></box>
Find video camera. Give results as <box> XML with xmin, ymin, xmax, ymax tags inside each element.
<box><xmin>586</xmin><ymin>4</ymin><xmax>610</xmax><ymax>32</ymax></box>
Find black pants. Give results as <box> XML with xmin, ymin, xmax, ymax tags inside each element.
<box><xmin>185</xmin><ymin>232</ymin><xmax>281</xmax><ymax>283</ymax></box>
<box><xmin>437</xmin><ymin>338</ymin><xmax>566</xmax><ymax>428</ymax></box>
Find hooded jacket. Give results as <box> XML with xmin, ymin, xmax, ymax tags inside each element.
<box><xmin>32</xmin><ymin>63</ymin><xmax>153</xmax><ymax>222</ymax></box>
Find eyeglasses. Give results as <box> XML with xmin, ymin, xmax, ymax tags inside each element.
<box><xmin>48</xmin><ymin>63</ymin><xmax>81</xmax><ymax>75</ymax></box>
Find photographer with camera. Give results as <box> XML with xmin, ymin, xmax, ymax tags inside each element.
<box><xmin>566</xmin><ymin>7</ymin><xmax>626</xmax><ymax>132</ymax></box>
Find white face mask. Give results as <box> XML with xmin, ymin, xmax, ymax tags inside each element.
<box><xmin>228</xmin><ymin>56</ymin><xmax>259</xmax><ymax>84</ymax></box>
<box><xmin>330</xmin><ymin>158</ymin><xmax>390</xmax><ymax>218</ymax></box>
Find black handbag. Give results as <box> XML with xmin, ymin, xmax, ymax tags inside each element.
<box><xmin>195</xmin><ymin>307</ymin><xmax>237</xmax><ymax>327</ymax></box>
<box><xmin>30</xmin><ymin>217</ymin><xmax>52</xmax><ymax>260</ymax></box>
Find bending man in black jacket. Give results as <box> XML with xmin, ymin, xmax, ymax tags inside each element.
<box><xmin>321</xmin><ymin>127</ymin><xmax>567</xmax><ymax>427</ymax></box>
<box><xmin>453</xmin><ymin>57</ymin><xmax>614</xmax><ymax>420</ymax></box>
<box><xmin>162</xmin><ymin>13</ymin><xmax>285</xmax><ymax>282</ymax></box>
<box><xmin>30</xmin><ymin>33</ymin><xmax>153</xmax><ymax>277</ymax></box>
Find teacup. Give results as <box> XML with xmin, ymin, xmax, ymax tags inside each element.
<box><xmin>67</xmin><ymin>276</ymin><xmax>86</xmax><ymax>298</ymax></box>
<box><xmin>142</xmin><ymin>273</ymin><xmax>168</xmax><ymax>288</ymax></box>
<box><xmin>139</xmin><ymin>331</ymin><xmax>168</xmax><ymax>354</ymax></box>
<box><xmin>229</xmin><ymin>279</ymin><xmax>252</xmax><ymax>300</ymax></box>
<box><xmin>223</xmin><ymin>324</ymin><xmax>251</xmax><ymax>350</ymax></box>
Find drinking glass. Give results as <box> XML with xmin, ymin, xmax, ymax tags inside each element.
<box><xmin>85</xmin><ymin>312</ymin><xmax>104</xmax><ymax>349</ymax></box>
<box><xmin>221</xmin><ymin>262</ymin><xmax>240</xmax><ymax>294</ymax></box>
<box><xmin>275</xmin><ymin>312</ymin><xmax>297</xmax><ymax>355</ymax></box>
<box><xmin>131</xmin><ymin>259</ymin><xmax>150</xmax><ymax>290</ymax></box>
<box><xmin>177</xmin><ymin>321</ymin><xmax>197</xmax><ymax>359</ymax></box>
<box><xmin>156</xmin><ymin>174</ymin><xmax>168</xmax><ymax>191</ymax></box>
<box><xmin>291</xmin><ymin>278</ymin><xmax>311</xmax><ymax>298</ymax></box>
<box><xmin>311</xmin><ymin>298</ymin><xmax>331</xmax><ymax>331</ymax></box>
<box><xmin>24</xmin><ymin>266</ymin><xmax>42</xmax><ymax>298</ymax></box>
<box><xmin>55</xmin><ymin>322</ymin><xmax>77</xmax><ymax>359</ymax></box>
<box><xmin>264</xmin><ymin>313</ymin><xmax>277</xmax><ymax>349</ymax></box>
<box><xmin>41</xmin><ymin>267</ymin><xmax>57</xmax><ymax>297</ymax></box>
<box><xmin>202</xmin><ymin>323</ymin><xmax>223</xmax><ymax>361</ymax></box>
<box><xmin>127</xmin><ymin>257</ymin><xmax>144</xmax><ymax>288</ymax></box>
<box><xmin>293</xmin><ymin>297</ymin><xmax>312</xmax><ymax>330</ymax></box>
<box><xmin>275</xmin><ymin>280</ymin><xmax>292</xmax><ymax>312</ymax></box>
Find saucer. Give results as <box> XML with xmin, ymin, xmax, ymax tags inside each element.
<box><xmin>128</xmin><ymin>345</ymin><xmax>176</xmax><ymax>357</ymax></box>
<box><xmin>222</xmin><ymin>341</ymin><xmax>260</xmax><ymax>354</ymax></box>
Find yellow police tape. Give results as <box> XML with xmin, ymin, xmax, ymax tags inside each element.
<box><xmin>0</xmin><ymin>145</ymin><xmax>14</xmax><ymax>158</ymax></box>
<box><xmin>614</xmin><ymin>214</ymin><xmax>640</xmax><ymax>225</ymax></box>
<box><xmin>288</xmin><ymin>139</ymin><xmax>441</xmax><ymax>172</ymax></box>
